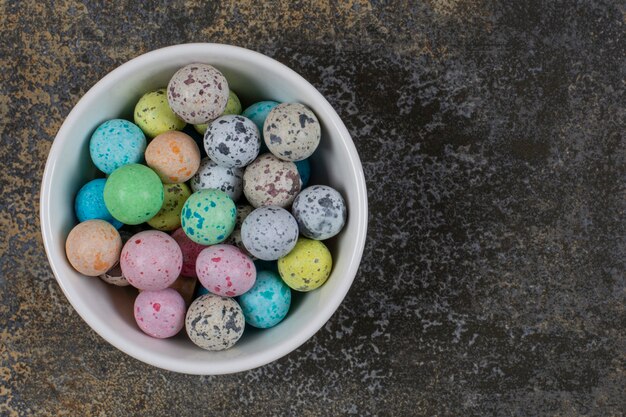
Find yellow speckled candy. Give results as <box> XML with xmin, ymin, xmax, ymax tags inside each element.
<box><xmin>194</xmin><ymin>90</ymin><xmax>242</xmax><ymax>135</ymax></box>
<box><xmin>147</xmin><ymin>183</ymin><xmax>192</xmax><ymax>231</ymax></box>
<box><xmin>278</xmin><ymin>238</ymin><xmax>332</xmax><ymax>292</ymax></box>
<box><xmin>134</xmin><ymin>88</ymin><xmax>186</xmax><ymax>138</ymax></box>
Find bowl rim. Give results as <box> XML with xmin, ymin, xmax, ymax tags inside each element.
<box><xmin>40</xmin><ymin>43</ymin><xmax>368</xmax><ymax>374</ymax></box>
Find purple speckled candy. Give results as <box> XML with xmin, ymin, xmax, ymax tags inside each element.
<box><xmin>204</xmin><ymin>115</ymin><xmax>261</xmax><ymax>168</ymax></box>
<box><xmin>134</xmin><ymin>288</ymin><xmax>186</xmax><ymax>338</ymax></box>
<box><xmin>121</xmin><ymin>230</ymin><xmax>183</xmax><ymax>290</ymax></box>
<box><xmin>171</xmin><ymin>227</ymin><xmax>206</xmax><ymax>278</ymax></box>
<box><xmin>243</xmin><ymin>153</ymin><xmax>301</xmax><ymax>208</ymax></box>
<box><xmin>196</xmin><ymin>244</ymin><xmax>256</xmax><ymax>297</ymax></box>
<box><xmin>167</xmin><ymin>64</ymin><xmax>229</xmax><ymax>124</ymax></box>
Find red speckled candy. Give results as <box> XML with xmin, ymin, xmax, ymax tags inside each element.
<box><xmin>134</xmin><ymin>288</ymin><xmax>186</xmax><ymax>338</ymax></box>
<box><xmin>171</xmin><ymin>227</ymin><xmax>206</xmax><ymax>278</ymax></box>
<box><xmin>196</xmin><ymin>244</ymin><xmax>256</xmax><ymax>297</ymax></box>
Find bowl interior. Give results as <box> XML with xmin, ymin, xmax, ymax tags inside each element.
<box><xmin>41</xmin><ymin>44</ymin><xmax>367</xmax><ymax>374</ymax></box>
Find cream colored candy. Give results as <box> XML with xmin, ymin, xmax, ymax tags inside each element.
<box><xmin>243</xmin><ymin>153</ymin><xmax>301</xmax><ymax>208</ymax></box>
<box><xmin>66</xmin><ymin>220</ymin><xmax>122</xmax><ymax>276</ymax></box>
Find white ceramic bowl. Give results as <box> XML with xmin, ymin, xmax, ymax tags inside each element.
<box><xmin>40</xmin><ymin>43</ymin><xmax>368</xmax><ymax>374</ymax></box>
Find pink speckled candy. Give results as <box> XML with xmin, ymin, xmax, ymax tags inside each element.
<box><xmin>171</xmin><ymin>227</ymin><xmax>206</xmax><ymax>278</ymax></box>
<box><xmin>196</xmin><ymin>244</ymin><xmax>256</xmax><ymax>297</ymax></box>
<box><xmin>134</xmin><ymin>288</ymin><xmax>186</xmax><ymax>338</ymax></box>
<box><xmin>121</xmin><ymin>230</ymin><xmax>183</xmax><ymax>290</ymax></box>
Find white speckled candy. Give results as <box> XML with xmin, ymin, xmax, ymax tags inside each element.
<box><xmin>292</xmin><ymin>185</ymin><xmax>347</xmax><ymax>240</ymax></box>
<box><xmin>241</xmin><ymin>206</ymin><xmax>299</xmax><ymax>261</ymax></box>
<box><xmin>263</xmin><ymin>103</ymin><xmax>320</xmax><ymax>161</ymax></box>
<box><xmin>204</xmin><ymin>115</ymin><xmax>261</xmax><ymax>168</ymax></box>
<box><xmin>190</xmin><ymin>157</ymin><xmax>243</xmax><ymax>201</ymax></box>
<box><xmin>185</xmin><ymin>294</ymin><xmax>245</xmax><ymax>351</ymax></box>
<box><xmin>243</xmin><ymin>153</ymin><xmax>301</xmax><ymax>208</ymax></box>
<box><xmin>134</xmin><ymin>288</ymin><xmax>186</xmax><ymax>339</ymax></box>
<box><xmin>167</xmin><ymin>63</ymin><xmax>229</xmax><ymax>124</ymax></box>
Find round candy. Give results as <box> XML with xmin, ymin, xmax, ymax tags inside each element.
<box><xmin>292</xmin><ymin>185</ymin><xmax>347</xmax><ymax>240</ymax></box>
<box><xmin>75</xmin><ymin>178</ymin><xmax>122</xmax><ymax>229</ymax></box>
<box><xmin>278</xmin><ymin>238</ymin><xmax>332</xmax><ymax>292</ymax></box>
<box><xmin>238</xmin><ymin>270</ymin><xmax>291</xmax><ymax>328</ymax></box>
<box><xmin>204</xmin><ymin>115</ymin><xmax>260</xmax><ymax>168</ymax></box>
<box><xmin>99</xmin><ymin>230</ymin><xmax>133</xmax><ymax>286</ymax></box>
<box><xmin>185</xmin><ymin>294</ymin><xmax>245</xmax><ymax>351</ymax></box>
<box><xmin>242</xmin><ymin>101</ymin><xmax>279</xmax><ymax>142</ymax></box>
<box><xmin>194</xmin><ymin>90</ymin><xmax>242</xmax><ymax>135</ymax></box>
<box><xmin>196</xmin><ymin>244</ymin><xmax>256</xmax><ymax>297</ymax></box>
<box><xmin>168</xmin><ymin>275</ymin><xmax>198</xmax><ymax>307</ymax></box>
<box><xmin>134</xmin><ymin>88</ymin><xmax>186</xmax><ymax>138</ymax></box>
<box><xmin>145</xmin><ymin>131</ymin><xmax>200</xmax><ymax>183</ymax></box>
<box><xmin>241</xmin><ymin>206</ymin><xmax>299</xmax><ymax>261</ymax></box>
<box><xmin>190</xmin><ymin>157</ymin><xmax>243</xmax><ymax>201</ymax></box>
<box><xmin>171</xmin><ymin>228</ymin><xmax>206</xmax><ymax>278</ymax></box>
<box><xmin>147</xmin><ymin>183</ymin><xmax>192</xmax><ymax>231</ymax></box>
<box><xmin>65</xmin><ymin>220</ymin><xmax>122</xmax><ymax>276</ymax></box>
<box><xmin>226</xmin><ymin>204</ymin><xmax>254</xmax><ymax>258</ymax></box>
<box><xmin>243</xmin><ymin>153</ymin><xmax>301</xmax><ymax>208</ymax></box>
<box><xmin>263</xmin><ymin>103</ymin><xmax>320</xmax><ymax>161</ymax></box>
<box><xmin>120</xmin><ymin>230</ymin><xmax>183</xmax><ymax>290</ymax></box>
<box><xmin>103</xmin><ymin>164</ymin><xmax>164</xmax><ymax>225</ymax></box>
<box><xmin>134</xmin><ymin>288</ymin><xmax>186</xmax><ymax>338</ymax></box>
<box><xmin>89</xmin><ymin>119</ymin><xmax>147</xmax><ymax>174</ymax></box>
<box><xmin>167</xmin><ymin>63</ymin><xmax>229</xmax><ymax>124</ymax></box>
<box><xmin>295</xmin><ymin>159</ymin><xmax>311</xmax><ymax>188</ymax></box>
<box><xmin>181</xmin><ymin>189</ymin><xmax>236</xmax><ymax>245</ymax></box>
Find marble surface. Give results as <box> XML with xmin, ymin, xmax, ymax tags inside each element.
<box><xmin>1</xmin><ymin>1</ymin><xmax>625</xmax><ymax>415</ymax></box>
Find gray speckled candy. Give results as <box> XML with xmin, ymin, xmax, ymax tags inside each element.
<box><xmin>167</xmin><ymin>63</ymin><xmax>229</xmax><ymax>124</ymax></box>
<box><xmin>241</xmin><ymin>206</ymin><xmax>299</xmax><ymax>261</ymax></box>
<box><xmin>185</xmin><ymin>294</ymin><xmax>245</xmax><ymax>351</ymax></box>
<box><xmin>204</xmin><ymin>115</ymin><xmax>260</xmax><ymax>168</ymax></box>
<box><xmin>263</xmin><ymin>103</ymin><xmax>320</xmax><ymax>161</ymax></box>
<box><xmin>292</xmin><ymin>185</ymin><xmax>347</xmax><ymax>240</ymax></box>
<box><xmin>190</xmin><ymin>157</ymin><xmax>243</xmax><ymax>201</ymax></box>
<box><xmin>243</xmin><ymin>153</ymin><xmax>301</xmax><ymax>208</ymax></box>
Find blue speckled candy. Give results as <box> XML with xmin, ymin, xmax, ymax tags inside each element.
<box><xmin>295</xmin><ymin>159</ymin><xmax>311</xmax><ymax>187</ymax></box>
<box><xmin>74</xmin><ymin>179</ymin><xmax>123</xmax><ymax>229</ymax></box>
<box><xmin>89</xmin><ymin>119</ymin><xmax>146</xmax><ymax>174</ymax></box>
<box><xmin>181</xmin><ymin>189</ymin><xmax>236</xmax><ymax>245</ymax></box>
<box><xmin>238</xmin><ymin>270</ymin><xmax>291</xmax><ymax>328</ymax></box>
<box><xmin>242</xmin><ymin>101</ymin><xmax>279</xmax><ymax>152</ymax></box>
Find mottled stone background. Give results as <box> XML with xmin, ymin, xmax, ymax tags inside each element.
<box><xmin>1</xmin><ymin>1</ymin><xmax>625</xmax><ymax>416</ymax></box>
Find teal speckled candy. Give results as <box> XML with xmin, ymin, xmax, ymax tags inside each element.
<box><xmin>89</xmin><ymin>119</ymin><xmax>146</xmax><ymax>174</ymax></box>
<box><xmin>181</xmin><ymin>189</ymin><xmax>236</xmax><ymax>245</ymax></box>
<box><xmin>238</xmin><ymin>270</ymin><xmax>291</xmax><ymax>328</ymax></box>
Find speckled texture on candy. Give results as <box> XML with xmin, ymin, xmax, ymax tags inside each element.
<box><xmin>134</xmin><ymin>88</ymin><xmax>186</xmax><ymax>138</ymax></box>
<box><xmin>263</xmin><ymin>103</ymin><xmax>320</xmax><ymax>161</ymax></box>
<box><xmin>243</xmin><ymin>153</ymin><xmax>301</xmax><ymax>208</ymax></box>
<box><xmin>292</xmin><ymin>185</ymin><xmax>347</xmax><ymax>240</ymax></box>
<box><xmin>145</xmin><ymin>131</ymin><xmax>200</xmax><ymax>184</ymax></box>
<box><xmin>204</xmin><ymin>115</ymin><xmax>260</xmax><ymax>168</ymax></box>
<box><xmin>65</xmin><ymin>220</ymin><xmax>122</xmax><ymax>277</ymax></box>
<box><xmin>167</xmin><ymin>63</ymin><xmax>229</xmax><ymax>124</ymax></box>
<box><xmin>99</xmin><ymin>230</ymin><xmax>133</xmax><ymax>286</ymax></box>
<box><xmin>196</xmin><ymin>244</ymin><xmax>256</xmax><ymax>297</ymax></box>
<box><xmin>120</xmin><ymin>230</ymin><xmax>183</xmax><ymax>290</ymax></box>
<box><xmin>225</xmin><ymin>204</ymin><xmax>255</xmax><ymax>258</ymax></box>
<box><xmin>171</xmin><ymin>228</ymin><xmax>206</xmax><ymax>278</ymax></box>
<box><xmin>294</xmin><ymin>159</ymin><xmax>311</xmax><ymax>188</ymax></box>
<box><xmin>190</xmin><ymin>157</ymin><xmax>243</xmax><ymax>201</ymax></box>
<box><xmin>194</xmin><ymin>90</ymin><xmax>242</xmax><ymax>135</ymax></box>
<box><xmin>89</xmin><ymin>119</ymin><xmax>146</xmax><ymax>174</ymax></box>
<box><xmin>238</xmin><ymin>270</ymin><xmax>291</xmax><ymax>328</ymax></box>
<box><xmin>185</xmin><ymin>294</ymin><xmax>245</xmax><ymax>351</ymax></box>
<box><xmin>278</xmin><ymin>238</ymin><xmax>332</xmax><ymax>292</ymax></box>
<box><xmin>146</xmin><ymin>183</ymin><xmax>191</xmax><ymax>231</ymax></box>
<box><xmin>241</xmin><ymin>206</ymin><xmax>299</xmax><ymax>261</ymax></box>
<box><xmin>74</xmin><ymin>178</ymin><xmax>122</xmax><ymax>229</ymax></box>
<box><xmin>134</xmin><ymin>288</ymin><xmax>186</xmax><ymax>339</ymax></box>
<box><xmin>180</xmin><ymin>189</ymin><xmax>236</xmax><ymax>245</ymax></box>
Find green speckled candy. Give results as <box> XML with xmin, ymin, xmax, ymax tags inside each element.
<box><xmin>103</xmin><ymin>164</ymin><xmax>164</xmax><ymax>225</ymax></box>
<box><xmin>147</xmin><ymin>183</ymin><xmax>192</xmax><ymax>231</ymax></box>
<box><xmin>134</xmin><ymin>88</ymin><xmax>186</xmax><ymax>138</ymax></box>
<box><xmin>194</xmin><ymin>90</ymin><xmax>242</xmax><ymax>135</ymax></box>
<box><xmin>181</xmin><ymin>189</ymin><xmax>236</xmax><ymax>245</ymax></box>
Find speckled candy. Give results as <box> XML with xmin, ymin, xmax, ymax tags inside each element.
<box><xmin>241</xmin><ymin>206</ymin><xmax>299</xmax><ymax>261</ymax></box>
<box><xmin>243</xmin><ymin>153</ymin><xmax>301</xmax><ymax>208</ymax></box>
<box><xmin>65</xmin><ymin>220</ymin><xmax>122</xmax><ymax>276</ymax></box>
<box><xmin>103</xmin><ymin>164</ymin><xmax>164</xmax><ymax>225</ymax></box>
<box><xmin>134</xmin><ymin>288</ymin><xmax>186</xmax><ymax>338</ymax></box>
<box><xmin>194</xmin><ymin>90</ymin><xmax>242</xmax><ymax>135</ymax></box>
<box><xmin>204</xmin><ymin>115</ymin><xmax>260</xmax><ymax>168</ymax></box>
<box><xmin>120</xmin><ymin>230</ymin><xmax>183</xmax><ymax>290</ymax></box>
<box><xmin>185</xmin><ymin>294</ymin><xmax>245</xmax><ymax>351</ymax></box>
<box><xmin>238</xmin><ymin>270</ymin><xmax>291</xmax><ymax>328</ymax></box>
<box><xmin>190</xmin><ymin>157</ymin><xmax>243</xmax><ymax>201</ymax></box>
<box><xmin>263</xmin><ymin>103</ymin><xmax>320</xmax><ymax>161</ymax></box>
<box><xmin>292</xmin><ymin>185</ymin><xmax>347</xmax><ymax>240</ymax></box>
<box><xmin>145</xmin><ymin>131</ymin><xmax>200</xmax><ymax>183</ymax></box>
<box><xmin>89</xmin><ymin>119</ymin><xmax>147</xmax><ymax>174</ymax></box>
<box><xmin>74</xmin><ymin>178</ymin><xmax>122</xmax><ymax>229</ymax></box>
<box><xmin>147</xmin><ymin>183</ymin><xmax>192</xmax><ymax>231</ymax></box>
<box><xmin>295</xmin><ymin>159</ymin><xmax>311</xmax><ymax>188</ymax></box>
<box><xmin>196</xmin><ymin>244</ymin><xmax>256</xmax><ymax>297</ymax></box>
<box><xmin>167</xmin><ymin>63</ymin><xmax>229</xmax><ymax>124</ymax></box>
<box><xmin>171</xmin><ymin>228</ymin><xmax>206</xmax><ymax>278</ymax></box>
<box><xmin>278</xmin><ymin>238</ymin><xmax>332</xmax><ymax>292</ymax></box>
<box><xmin>134</xmin><ymin>88</ymin><xmax>186</xmax><ymax>138</ymax></box>
<box><xmin>181</xmin><ymin>189</ymin><xmax>236</xmax><ymax>245</ymax></box>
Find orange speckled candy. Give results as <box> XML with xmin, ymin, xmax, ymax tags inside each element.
<box><xmin>65</xmin><ymin>219</ymin><xmax>122</xmax><ymax>276</ymax></box>
<box><xmin>145</xmin><ymin>131</ymin><xmax>200</xmax><ymax>183</ymax></box>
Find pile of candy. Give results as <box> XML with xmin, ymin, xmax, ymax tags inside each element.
<box><xmin>65</xmin><ymin>63</ymin><xmax>347</xmax><ymax>351</ymax></box>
